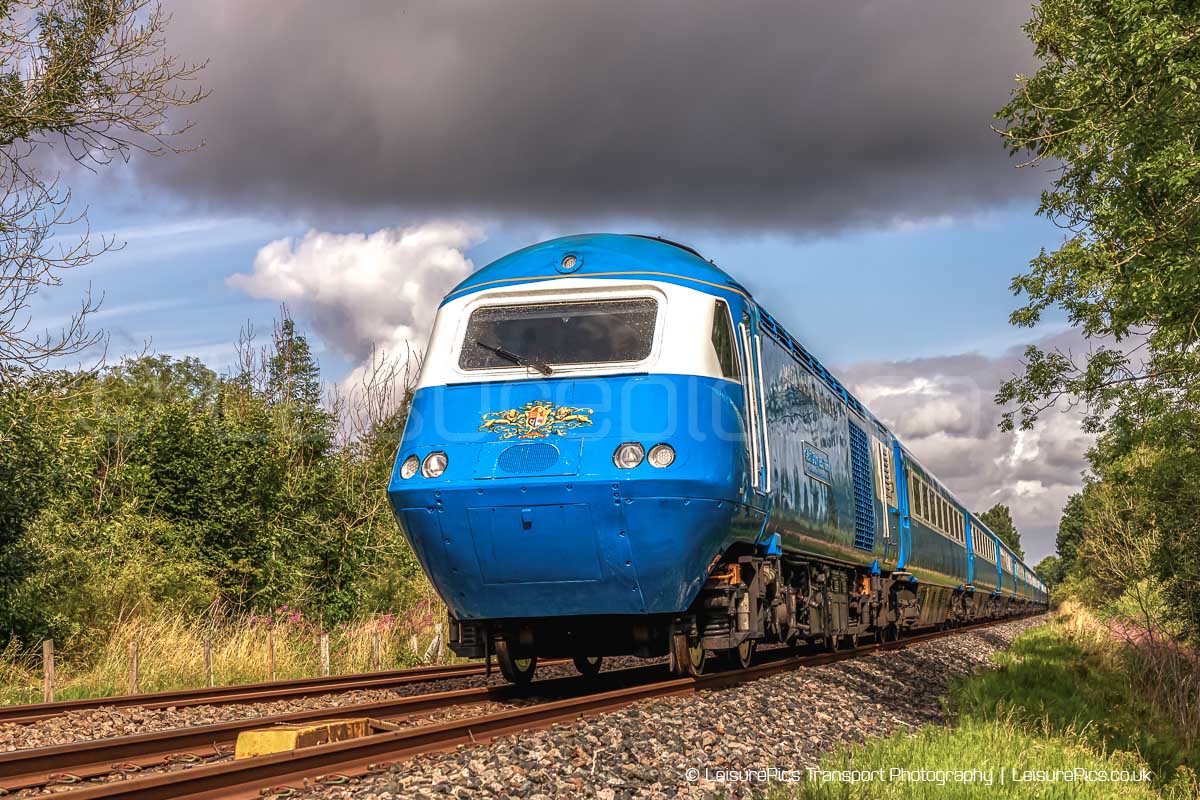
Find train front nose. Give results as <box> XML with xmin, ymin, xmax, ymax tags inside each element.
<box><xmin>388</xmin><ymin>437</ymin><xmax>744</xmax><ymax>621</ymax></box>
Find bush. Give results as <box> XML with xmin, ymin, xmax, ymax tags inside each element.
<box><xmin>8</xmin><ymin>507</ymin><xmax>219</xmax><ymax>644</ymax></box>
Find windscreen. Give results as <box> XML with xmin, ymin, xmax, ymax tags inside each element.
<box><xmin>458</xmin><ymin>298</ymin><xmax>658</xmax><ymax>371</ymax></box>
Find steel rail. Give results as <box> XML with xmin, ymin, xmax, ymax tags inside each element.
<box><xmin>0</xmin><ymin>660</ymin><xmax>569</xmax><ymax>726</ymax></box>
<box><xmin>0</xmin><ymin>664</ymin><xmax>661</xmax><ymax>794</ymax></box>
<box><xmin>32</xmin><ymin>615</ymin><xmax>1039</xmax><ymax>800</ymax></box>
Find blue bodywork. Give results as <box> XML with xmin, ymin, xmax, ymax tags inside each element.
<box><xmin>390</xmin><ymin>373</ymin><xmax>764</xmax><ymax>620</ymax></box>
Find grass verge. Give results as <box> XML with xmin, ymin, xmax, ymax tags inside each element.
<box><xmin>772</xmin><ymin>612</ymin><xmax>1199</xmax><ymax>799</ymax></box>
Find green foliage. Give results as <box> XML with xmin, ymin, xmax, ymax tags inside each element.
<box><xmin>7</xmin><ymin>508</ymin><xmax>218</xmax><ymax>646</ymax></box>
<box><xmin>996</xmin><ymin>0</ymin><xmax>1200</xmax><ymax>434</ymax></box>
<box><xmin>978</xmin><ymin>503</ymin><xmax>1024</xmax><ymax>559</ymax></box>
<box><xmin>0</xmin><ymin>313</ymin><xmax>425</xmax><ymax>646</ymax></box>
<box><xmin>1056</xmin><ymin>491</ymin><xmax>1086</xmax><ymax>576</ymax></box>
<box><xmin>0</xmin><ymin>1</ymin><xmax>123</xmax><ymax>145</ymax></box>
<box><xmin>996</xmin><ymin>0</ymin><xmax>1200</xmax><ymax>643</ymax></box>
<box><xmin>1051</xmin><ymin>431</ymin><xmax>1200</xmax><ymax>638</ymax></box>
<box><xmin>1035</xmin><ymin>554</ymin><xmax>1063</xmax><ymax>587</ymax></box>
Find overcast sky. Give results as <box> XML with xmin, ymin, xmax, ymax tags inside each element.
<box><xmin>31</xmin><ymin>1</ymin><xmax>1083</xmax><ymax>563</ymax></box>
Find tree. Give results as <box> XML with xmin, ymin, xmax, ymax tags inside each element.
<box><xmin>995</xmin><ymin>2</ymin><xmax>1200</xmax><ymax>432</ymax></box>
<box><xmin>1034</xmin><ymin>555</ymin><xmax>1062</xmax><ymax>587</ymax></box>
<box><xmin>995</xmin><ymin>1</ymin><xmax>1200</xmax><ymax>639</ymax></box>
<box><xmin>1056</xmin><ymin>490</ymin><xmax>1086</xmax><ymax>575</ymax></box>
<box><xmin>266</xmin><ymin>312</ymin><xmax>332</xmax><ymax>464</ymax></box>
<box><xmin>0</xmin><ymin>0</ymin><xmax>205</xmax><ymax>377</ymax></box>
<box><xmin>978</xmin><ymin>503</ymin><xmax>1024</xmax><ymax>559</ymax></box>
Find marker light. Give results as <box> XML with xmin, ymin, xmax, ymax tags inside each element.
<box><xmin>613</xmin><ymin>442</ymin><xmax>645</xmax><ymax>469</ymax></box>
<box><xmin>647</xmin><ymin>443</ymin><xmax>676</xmax><ymax>468</ymax></box>
<box><xmin>422</xmin><ymin>451</ymin><xmax>449</xmax><ymax>478</ymax></box>
<box><xmin>400</xmin><ymin>454</ymin><xmax>420</xmax><ymax>479</ymax></box>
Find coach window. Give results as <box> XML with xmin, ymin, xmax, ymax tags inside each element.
<box><xmin>710</xmin><ymin>300</ymin><xmax>740</xmax><ymax>379</ymax></box>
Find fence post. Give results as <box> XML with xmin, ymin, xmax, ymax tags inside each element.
<box><xmin>128</xmin><ymin>641</ymin><xmax>140</xmax><ymax>695</ymax></box>
<box><xmin>422</xmin><ymin>624</ymin><xmax>443</xmax><ymax>665</ymax></box>
<box><xmin>42</xmin><ymin>640</ymin><xmax>54</xmax><ymax>703</ymax></box>
<box><xmin>268</xmin><ymin>628</ymin><xmax>276</xmax><ymax>682</ymax></box>
<box><xmin>372</xmin><ymin>630</ymin><xmax>382</xmax><ymax>671</ymax></box>
<box><xmin>319</xmin><ymin>631</ymin><xmax>330</xmax><ymax>677</ymax></box>
<box><xmin>204</xmin><ymin>636</ymin><xmax>214</xmax><ymax>688</ymax></box>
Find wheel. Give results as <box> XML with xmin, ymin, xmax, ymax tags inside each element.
<box><xmin>724</xmin><ymin>638</ymin><xmax>755</xmax><ymax>669</ymax></box>
<box><xmin>494</xmin><ymin>639</ymin><xmax>537</xmax><ymax>685</ymax></box>
<box><xmin>824</xmin><ymin>633</ymin><xmax>843</xmax><ymax>652</ymax></box>
<box><xmin>671</xmin><ymin>631</ymin><xmax>706</xmax><ymax>677</ymax></box>
<box><xmin>572</xmin><ymin>655</ymin><xmax>603</xmax><ymax>677</ymax></box>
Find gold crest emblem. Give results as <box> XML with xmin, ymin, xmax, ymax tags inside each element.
<box><xmin>479</xmin><ymin>401</ymin><xmax>594</xmax><ymax>439</ymax></box>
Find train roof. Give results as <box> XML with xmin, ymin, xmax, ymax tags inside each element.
<box><xmin>442</xmin><ymin>233</ymin><xmax>750</xmax><ymax>304</ymax></box>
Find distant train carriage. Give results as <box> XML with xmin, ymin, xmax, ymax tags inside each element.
<box><xmin>387</xmin><ymin>234</ymin><xmax>1047</xmax><ymax>683</ymax></box>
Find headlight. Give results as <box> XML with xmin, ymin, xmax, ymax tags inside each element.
<box><xmin>421</xmin><ymin>451</ymin><xmax>448</xmax><ymax>478</ymax></box>
<box><xmin>399</xmin><ymin>454</ymin><xmax>420</xmax><ymax>480</ymax></box>
<box><xmin>613</xmin><ymin>442</ymin><xmax>644</xmax><ymax>469</ymax></box>
<box><xmin>647</xmin><ymin>443</ymin><xmax>676</xmax><ymax>468</ymax></box>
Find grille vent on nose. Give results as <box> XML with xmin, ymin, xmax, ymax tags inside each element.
<box><xmin>497</xmin><ymin>443</ymin><xmax>560</xmax><ymax>474</ymax></box>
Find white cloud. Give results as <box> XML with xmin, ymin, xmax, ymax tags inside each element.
<box><xmin>229</xmin><ymin>222</ymin><xmax>482</xmax><ymax>364</ymax></box>
<box><xmin>839</xmin><ymin>335</ymin><xmax>1095</xmax><ymax>563</ymax></box>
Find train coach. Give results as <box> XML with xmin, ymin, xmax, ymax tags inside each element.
<box><xmin>387</xmin><ymin>234</ymin><xmax>1047</xmax><ymax>683</ymax></box>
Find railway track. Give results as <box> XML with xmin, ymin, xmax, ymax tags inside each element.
<box><xmin>0</xmin><ymin>660</ymin><xmax>569</xmax><ymax>726</ymax></box>
<box><xmin>0</xmin><ymin>614</ymin><xmax>1040</xmax><ymax>800</ymax></box>
<box><xmin>0</xmin><ymin>662</ymin><xmax>659</xmax><ymax>795</ymax></box>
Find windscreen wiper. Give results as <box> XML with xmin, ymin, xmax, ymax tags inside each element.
<box><xmin>476</xmin><ymin>340</ymin><xmax>554</xmax><ymax>375</ymax></box>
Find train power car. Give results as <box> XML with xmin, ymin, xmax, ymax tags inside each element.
<box><xmin>387</xmin><ymin>234</ymin><xmax>1047</xmax><ymax>683</ymax></box>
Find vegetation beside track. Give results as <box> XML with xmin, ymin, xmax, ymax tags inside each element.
<box><xmin>0</xmin><ymin>601</ymin><xmax>450</xmax><ymax>706</ymax></box>
<box><xmin>0</xmin><ymin>310</ymin><xmax>448</xmax><ymax>704</ymax></box>
<box><xmin>775</xmin><ymin>608</ymin><xmax>1199</xmax><ymax>800</ymax></box>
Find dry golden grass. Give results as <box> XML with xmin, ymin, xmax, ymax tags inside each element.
<box><xmin>1057</xmin><ymin>600</ymin><xmax>1199</xmax><ymax>750</ymax></box>
<box><xmin>0</xmin><ymin>595</ymin><xmax>451</xmax><ymax>705</ymax></box>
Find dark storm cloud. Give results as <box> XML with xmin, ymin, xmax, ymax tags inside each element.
<box><xmin>147</xmin><ymin>1</ymin><xmax>1041</xmax><ymax>230</ymax></box>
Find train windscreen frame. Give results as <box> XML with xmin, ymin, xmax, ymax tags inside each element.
<box><xmin>458</xmin><ymin>297</ymin><xmax>658</xmax><ymax>371</ymax></box>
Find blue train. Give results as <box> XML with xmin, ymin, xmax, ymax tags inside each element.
<box><xmin>387</xmin><ymin>234</ymin><xmax>1047</xmax><ymax>683</ymax></box>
